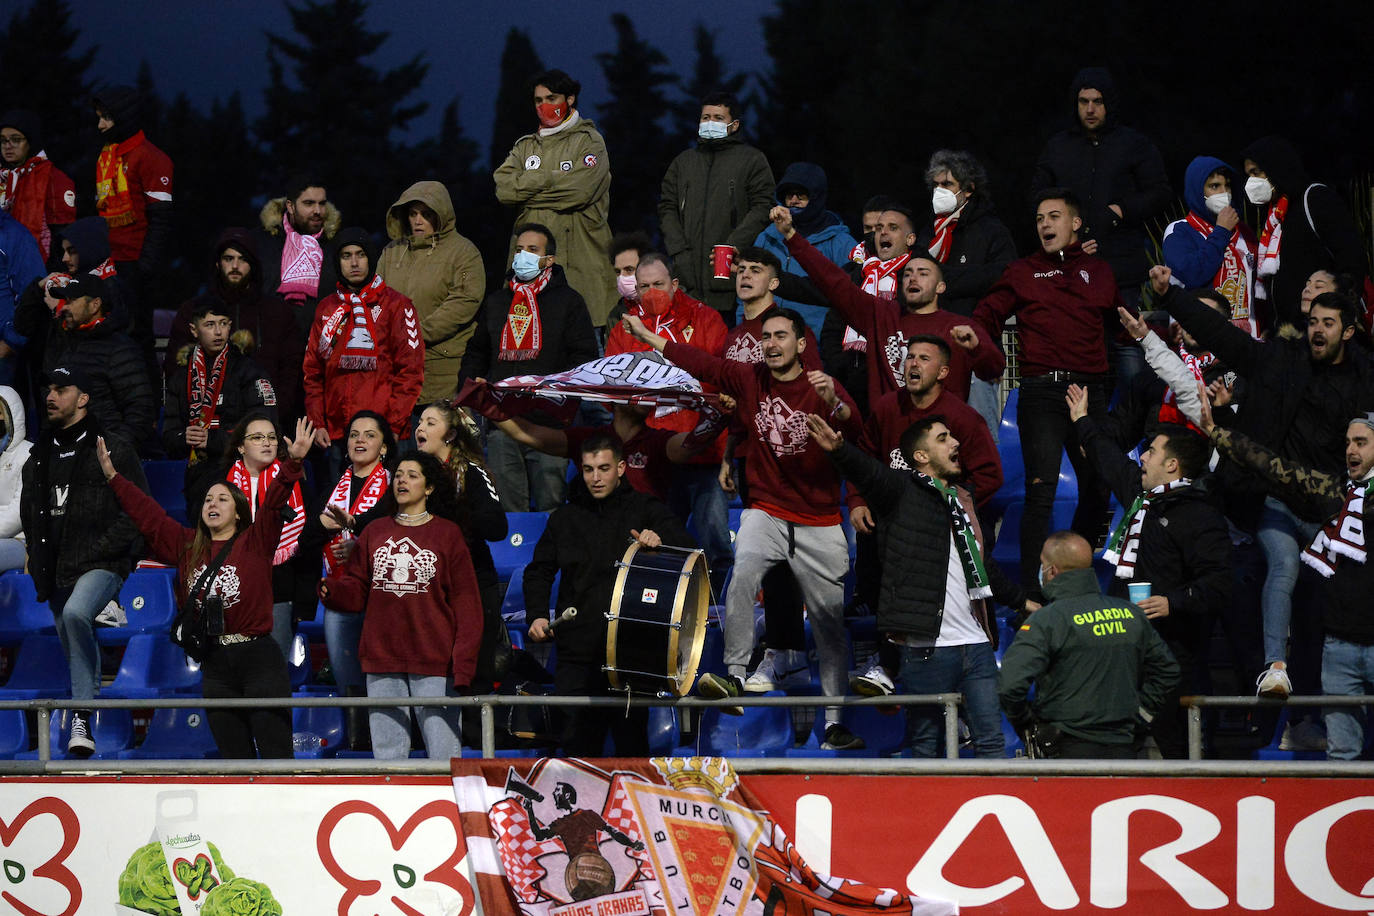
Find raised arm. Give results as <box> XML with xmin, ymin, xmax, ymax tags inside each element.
<box><xmin>100</xmin><ymin>437</ymin><xmax>189</xmax><ymax>566</ymax></box>
<box><xmin>1154</xmin><ymin>269</ymin><xmax>1262</xmax><ymax>376</ymax></box>
<box><xmin>1067</xmin><ymin>384</ymin><xmax>1147</xmax><ymax>508</ymax></box>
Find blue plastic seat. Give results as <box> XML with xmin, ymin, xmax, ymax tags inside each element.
<box><xmin>288</xmin><ymin>634</ymin><xmax>310</xmax><ymax>689</ymax></box>
<box><xmin>293</xmin><ymin>703</ymin><xmax>345</xmax><ymax>758</ymax></box>
<box><xmin>0</xmin><ymin>709</ymin><xmax>28</xmax><ymax>758</ymax></box>
<box><xmin>0</xmin><ymin>573</ymin><xmax>56</xmax><ymax>643</ymax></box>
<box><xmin>0</xmin><ymin>635</ymin><xmax>70</xmax><ymax>698</ymax></box>
<box><xmin>98</xmin><ymin>569</ymin><xmax>178</xmax><ymax>645</ymax></box>
<box><xmin>28</xmin><ymin>708</ymin><xmax>134</xmax><ymax>760</ymax></box>
<box><xmin>690</xmin><ymin>703</ymin><xmax>793</xmax><ymax>757</ymax></box>
<box><xmin>647</xmin><ymin>706</ymin><xmax>680</xmax><ymax>756</ymax></box>
<box><xmin>298</xmin><ymin>601</ymin><xmax>326</xmax><ymax>642</ymax></box>
<box><xmin>120</xmin><ymin>707</ymin><xmax>220</xmax><ymax>759</ymax></box>
<box><xmin>492</xmin><ymin>513</ymin><xmax>548</xmax><ymax>584</ymax></box>
<box><xmin>103</xmin><ymin>634</ymin><xmax>201</xmax><ymax>698</ymax></box>
<box><xmin>786</xmin><ymin>702</ymin><xmax>907</xmax><ymax>758</ymax></box>
<box><xmin>143</xmin><ymin>459</ymin><xmax>188</xmax><ymax>524</ymax></box>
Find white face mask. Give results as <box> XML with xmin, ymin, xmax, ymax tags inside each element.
<box><xmin>932</xmin><ymin>187</ymin><xmax>960</xmax><ymax>216</ymax></box>
<box><xmin>698</xmin><ymin>120</ymin><xmax>729</xmax><ymax>141</ymax></box>
<box><xmin>1245</xmin><ymin>175</ymin><xmax>1273</xmax><ymax>205</ymax></box>
<box><xmin>1204</xmin><ymin>192</ymin><xmax>1231</xmax><ymax>216</ymax></box>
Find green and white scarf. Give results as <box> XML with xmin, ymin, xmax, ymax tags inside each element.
<box><xmin>1103</xmin><ymin>479</ymin><xmax>1192</xmax><ymax>579</ymax></box>
<box><xmin>916</xmin><ymin>472</ymin><xmax>992</xmax><ymax>599</ymax></box>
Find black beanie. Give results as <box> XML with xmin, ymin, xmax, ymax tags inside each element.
<box><xmin>0</xmin><ymin>110</ymin><xmax>43</xmax><ymax>152</ymax></box>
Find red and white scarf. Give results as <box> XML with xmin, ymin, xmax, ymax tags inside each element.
<box><xmin>1255</xmin><ymin>196</ymin><xmax>1288</xmax><ymax>298</ymax></box>
<box><xmin>187</xmin><ymin>345</ymin><xmax>228</xmax><ymax>432</ymax></box>
<box><xmin>842</xmin><ymin>251</ymin><xmax>911</xmax><ymax>353</ymax></box>
<box><xmin>278</xmin><ymin>212</ymin><xmax>324</xmax><ymax>301</ymax></box>
<box><xmin>321</xmin><ymin>275</ymin><xmax>385</xmax><ymax>370</ymax></box>
<box><xmin>1103</xmin><ymin>479</ymin><xmax>1193</xmax><ymax>578</ymax></box>
<box><xmin>1185</xmin><ymin>212</ymin><xmax>1257</xmax><ymax>334</ymax></box>
<box><xmin>95</xmin><ymin>131</ymin><xmax>146</xmax><ymax>228</ymax></box>
<box><xmin>1302</xmin><ymin>477</ymin><xmax>1373</xmax><ymax>577</ymax></box>
<box><xmin>323</xmin><ymin>464</ymin><xmax>390</xmax><ymax>573</ymax></box>
<box><xmin>1157</xmin><ymin>343</ymin><xmax>1214</xmax><ymax>430</ymax></box>
<box><xmin>927</xmin><ymin>208</ymin><xmax>962</xmax><ymax>263</ymax></box>
<box><xmin>499</xmin><ymin>268</ymin><xmax>551</xmax><ymax>361</ymax></box>
<box><xmin>0</xmin><ymin>152</ymin><xmax>43</xmax><ymax>211</ymax></box>
<box><xmin>228</xmin><ymin>459</ymin><xmax>306</xmax><ymax>565</ymax></box>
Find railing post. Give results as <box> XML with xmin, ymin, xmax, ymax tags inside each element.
<box><xmin>1187</xmin><ymin>704</ymin><xmax>1203</xmax><ymax>761</ymax></box>
<box><xmin>36</xmin><ymin>705</ymin><xmax>50</xmax><ymax>762</ymax></box>
<box><xmin>481</xmin><ymin>700</ymin><xmax>495</xmax><ymax>759</ymax></box>
<box><xmin>944</xmin><ymin>696</ymin><xmax>960</xmax><ymax>760</ymax></box>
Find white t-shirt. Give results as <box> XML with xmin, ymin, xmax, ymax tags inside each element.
<box><xmin>896</xmin><ymin>533</ymin><xmax>990</xmax><ymax>648</ymax></box>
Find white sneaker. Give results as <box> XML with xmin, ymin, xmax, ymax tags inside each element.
<box><xmin>744</xmin><ymin>649</ymin><xmax>810</xmax><ymax>693</ymax></box>
<box><xmin>1256</xmin><ymin>664</ymin><xmax>1291</xmax><ymax>699</ymax></box>
<box><xmin>1279</xmin><ymin>719</ymin><xmax>1327</xmax><ymax>751</ymax></box>
<box><xmin>67</xmin><ymin>711</ymin><xmax>95</xmax><ymax>757</ymax></box>
<box><xmin>95</xmin><ymin>600</ymin><xmax>127</xmax><ymax>628</ymax></box>
<box><xmin>850</xmin><ymin>663</ymin><xmax>895</xmax><ymax>697</ymax></box>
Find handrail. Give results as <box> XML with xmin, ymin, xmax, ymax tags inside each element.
<box><xmin>1180</xmin><ymin>693</ymin><xmax>1374</xmax><ymax>760</ymax></box>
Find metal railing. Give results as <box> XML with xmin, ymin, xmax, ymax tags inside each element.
<box><xmin>1182</xmin><ymin>693</ymin><xmax>1374</xmax><ymax>761</ymax></box>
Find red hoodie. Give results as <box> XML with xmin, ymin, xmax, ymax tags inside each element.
<box><xmin>973</xmin><ymin>243</ymin><xmax>1123</xmax><ymax>377</ymax></box>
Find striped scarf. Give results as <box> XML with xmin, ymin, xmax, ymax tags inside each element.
<box><xmin>95</xmin><ymin>131</ymin><xmax>145</xmax><ymax>228</ymax></box>
<box><xmin>927</xmin><ymin>208</ymin><xmax>961</xmax><ymax>263</ymax></box>
<box><xmin>1185</xmin><ymin>211</ymin><xmax>1257</xmax><ymax>335</ymax></box>
<box><xmin>323</xmin><ymin>464</ymin><xmax>390</xmax><ymax>573</ymax></box>
<box><xmin>1103</xmin><ymin>479</ymin><xmax>1192</xmax><ymax>578</ymax></box>
<box><xmin>1302</xmin><ymin>477</ymin><xmax>1374</xmax><ymax>577</ymax></box>
<box><xmin>500</xmin><ymin>268</ymin><xmax>551</xmax><ymax>361</ymax></box>
<box><xmin>228</xmin><ymin>460</ymin><xmax>305</xmax><ymax>565</ymax></box>
<box><xmin>1255</xmin><ymin>196</ymin><xmax>1288</xmax><ymax>298</ymax></box>
<box><xmin>916</xmin><ymin>472</ymin><xmax>991</xmax><ymax>599</ymax></box>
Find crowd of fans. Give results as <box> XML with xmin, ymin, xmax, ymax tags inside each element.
<box><xmin>0</xmin><ymin>63</ymin><xmax>1370</xmax><ymax>762</ymax></box>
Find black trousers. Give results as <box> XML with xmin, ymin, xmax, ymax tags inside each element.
<box><xmin>554</xmin><ymin>661</ymin><xmax>648</xmax><ymax>757</ymax></box>
<box><xmin>201</xmin><ymin>636</ymin><xmax>293</xmax><ymax>759</ymax></box>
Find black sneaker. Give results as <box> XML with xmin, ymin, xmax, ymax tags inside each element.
<box><xmin>697</xmin><ymin>673</ymin><xmax>744</xmax><ymax>716</ymax></box>
<box><xmin>822</xmin><ymin>722</ymin><xmax>865</xmax><ymax>751</ymax></box>
<box><xmin>67</xmin><ymin>710</ymin><xmax>95</xmax><ymax>758</ymax></box>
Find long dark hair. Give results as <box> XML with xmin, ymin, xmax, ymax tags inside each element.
<box><xmin>397</xmin><ymin>451</ymin><xmax>458</xmax><ymax>522</ymax></box>
<box><xmin>221</xmin><ymin>409</ymin><xmax>283</xmax><ymax>469</ymax></box>
<box><xmin>184</xmin><ymin>482</ymin><xmax>252</xmax><ymax>586</ymax></box>
<box><xmin>344</xmin><ymin>409</ymin><xmax>398</xmax><ymax>477</ymax></box>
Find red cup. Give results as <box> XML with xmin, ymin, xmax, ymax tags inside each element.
<box><xmin>712</xmin><ymin>244</ymin><xmax>736</xmax><ymax>280</ymax></box>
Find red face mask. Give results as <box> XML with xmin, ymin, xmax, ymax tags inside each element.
<box><xmin>536</xmin><ymin>102</ymin><xmax>566</xmax><ymax>128</ymax></box>
<box><xmin>640</xmin><ymin>287</ymin><xmax>673</xmax><ymax>318</ymax></box>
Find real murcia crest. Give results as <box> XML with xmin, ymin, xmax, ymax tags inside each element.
<box><xmin>372</xmin><ymin>536</ymin><xmax>438</xmax><ymax>595</ymax></box>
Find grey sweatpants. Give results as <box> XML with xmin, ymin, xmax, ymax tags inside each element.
<box><xmin>724</xmin><ymin>509</ymin><xmax>850</xmax><ymax>719</ymax></box>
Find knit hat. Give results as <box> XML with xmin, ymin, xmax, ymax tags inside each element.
<box><xmin>0</xmin><ymin>110</ymin><xmax>42</xmax><ymax>152</ymax></box>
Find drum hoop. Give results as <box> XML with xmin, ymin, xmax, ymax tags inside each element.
<box><xmin>604</xmin><ymin>540</ymin><xmax>640</xmax><ymax>692</ymax></box>
<box><xmin>604</xmin><ymin>541</ymin><xmax>709</xmax><ymax>697</ymax></box>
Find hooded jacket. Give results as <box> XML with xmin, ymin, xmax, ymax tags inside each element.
<box><xmin>1241</xmin><ymin>136</ymin><xmax>1368</xmax><ymax>329</ymax></box>
<box><xmin>913</xmin><ymin>192</ymin><xmax>1018</xmax><ymax>318</ymax></box>
<box><xmin>90</xmin><ymin>86</ymin><xmax>173</xmax><ymax>268</ymax></box>
<box><xmin>658</xmin><ymin>131</ymin><xmax>775</xmax><ymax>313</ymax></box>
<box><xmin>493</xmin><ymin>114</ymin><xmax>615</xmax><ymax>326</ymax></box>
<box><xmin>255</xmin><ymin>195</ymin><xmax>343</xmax><ymax>330</ymax></box>
<box><xmin>0</xmin><ymin>109</ymin><xmax>76</xmax><ymax>260</ymax></box>
<box><xmin>0</xmin><ymin>211</ymin><xmax>44</xmax><ymax>349</ymax></box>
<box><xmin>1030</xmin><ymin>68</ymin><xmax>1172</xmax><ymax>289</ymax></box>
<box><xmin>1161</xmin><ymin>156</ymin><xmax>1258</xmax><ymax>304</ymax></box>
<box><xmin>163</xmin><ymin>228</ymin><xmax>306</xmax><ymax>421</ymax></box>
<box><xmin>0</xmin><ymin>386</ymin><xmax>32</xmax><ymax>540</ymax></box>
<box><xmin>16</xmin><ymin>217</ymin><xmax>130</xmax><ymax>337</ymax></box>
<box><xmin>303</xmin><ymin>228</ymin><xmax>425</xmax><ymax>439</ymax></box>
<box><xmin>377</xmin><ymin>180</ymin><xmax>486</xmax><ymax>402</ymax></box>
<box><xmin>754</xmin><ymin>162</ymin><xmax>858</xmax><ymax>332</ymax></box>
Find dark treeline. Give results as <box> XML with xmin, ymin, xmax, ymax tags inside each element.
<box><xmin>3</xmin><ymin>0</ymin><xmax>1371</xmax><ymax>311</ymax></box>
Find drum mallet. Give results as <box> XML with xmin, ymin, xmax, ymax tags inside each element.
<box><xmin>549</xmin><ymin>607</ymin><xmax>578</xmax><ymax>629</ymax></box>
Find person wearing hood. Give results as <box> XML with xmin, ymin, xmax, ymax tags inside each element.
<box><xmin>659</xmin><ymin>90</ymin><xmax>775</xmax><ymax>322</ymax></box>
<box><xmin>0</xmin><ymin>110</ymin><xmax>76</xmax><ymax>262</ymax></box>
<box><xmin>494</xmin><ymin>69</ymin><xmax>615</xmax><ymax>329</ymax></box>
<box><xmin>163</xmin><ymin>229</ymin><xmax>306</xmax><ymax>423</ymax></box>
<box><xmin>91</xmin><ymin>86</ymin><xmax>173</xmax><ymax>363</ymax></box>
<box><xmin>752</xmin><ymin>162</ymin><xmax>858</xmax><ymax>336</ymax></box>
<box><xmin>1162</xmin><ymin>156</ymin><xmax>1260</xmax><ymax>337</ymax></box>
<box><xmin>256</xmin><ymin>177</ymin><xmax>342</xmax><ymax>335</ymax></box>
<box><xmin>302</xmin><ymin>228</ymin><xmax>424</xmax><ymax>459</ymax></box>
<box><xmin>1067</xmin><ymin>385</ymin><xmax>1230</xmax><ymax>758</ymax></box>
<box><xmin>973</xmin><ymin>188</ymin><xmax>1123</xmax><ymax>592</ymax></box>
<box><xmin>459</xmin><ymin>222</ymin><xmax>598</xmax><ymax>511</ymax></box>
<box><xmin>0</xmin><ymin>386</ymin><xmax>33</xmax><ymax>572</ymax></box>
<box><xmin>376</xmin><ymin>181</ymin><xmax>485</xmax><ymax>409</ymax></box>
<box><xmin>1240</xmin><ymin>136</ymin><xmax>1368</xmax><ymax>331</ymax></box>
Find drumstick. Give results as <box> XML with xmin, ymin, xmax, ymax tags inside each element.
<box><xmin>549</xmin><ymin>607</ymin><xmax>578</xmax><ymax>629</ymax></box>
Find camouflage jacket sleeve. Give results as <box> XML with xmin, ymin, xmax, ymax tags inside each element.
<box><xmin>1209</xmin><ymin>426</ymin><xmax>1344</xmax><ymax>521</ymax></box>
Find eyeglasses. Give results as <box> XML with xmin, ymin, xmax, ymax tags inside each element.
<box><xmin>0</xmin><ymin>135</ymin><xmax>26</xmax><ymax>147</ymax></box>
<box><xmin>244</xmin><ymin>433</ymin><xmax>278</xmax><ymax>444</ymax></box>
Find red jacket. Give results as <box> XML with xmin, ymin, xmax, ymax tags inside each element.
<box><xmin>0</xmin><ymin>155</ymin><xmax>75</xmax><ymax>260</ymax></box>
<box><xmin>851</xmin><ymin>389</ymin><xmax>1003</xmax><ymax>510</ymax></box>
<box><xmin>786</xmin><ymin>233</ymin><xmax>1004</xmax><ymax>405</ymax></box>
<box><xmin>303</xmin><ymin>280</ymin><xmax>425</xmax><ymax>439</ymax></box>
<box><xmin>607</xmin><ymin>287</ymin><xmax>728</xmax><ymax>462</ymax></box>
<box><xmin>973</xmin><ymin>243</ymin><xmax>1123</xmax><ymax>377</ymax></box>
<box><xmin>96</xmin><ymin>132</ymin><xmax>173</xmax><ymax>262</ymax></box>
<box><xmin>321</xmin><ymin>515</ymin><xmax>484</xmax><ymax>688</ymax></box>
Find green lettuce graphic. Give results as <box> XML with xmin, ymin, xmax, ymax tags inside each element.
<box><xmin>201</xmin><ymin>877</ymin><xmax>283</xmax><ymax>916</ymax></box>
<box><xmin>117</xmin><ymin>841</ymin><xmax>234</xmax><ymax>916</ymax></box>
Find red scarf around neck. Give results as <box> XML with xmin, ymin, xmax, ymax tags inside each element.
<box><xmin>928</xmin><ymin>209</ymin><xmax>962</xmax><ymax>263</ymax></box>
<box><xmin>323</xmin><ymin>464</ymin><xmax>390</xmax><ymax>573</ymax></box>
<box><xmin>1256</xmin><ymin>196</ymin><xmax>1288</xmax><ymax>287</ymax></box>
<box><xmin>187</xmin><ymin>345</ymin><xmax>229</xmax><ymax>432</ymax></box>
<box><xmin>500</xmin><ymin>268</ymin><xmax>551</xmax><ymax>361</ymax></box>
<box><xmin>95</xmin><ymin>130</ymin><xmax>146</xmax><ymax>228</ymax></box>
<box><xmin>279</xmin><ymin>213</ymin><xmax>324</xmax><ymax>301</ymax></box>
<box><xmin>228</xmin><ymin>459</ymin><xmax>306</xmax><ymax>565</ymax></box>
<box><xmin>1185</xmin><ymin>212</ymin><xmax>1257</xmax><ymax>335</ymax></box>
<box><xmin>323</xmin><ymin>275</ymin><xmax>385</xmax><ymax>370</ymax></box>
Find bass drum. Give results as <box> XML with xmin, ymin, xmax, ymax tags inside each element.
<box><xmin>604</xmin><ymin>542</ymin><xmax>709</xmax><ymax>697</ymax></box>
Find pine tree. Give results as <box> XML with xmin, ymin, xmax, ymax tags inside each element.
<box><xmin>594</xmin><ymin>12</ymin><xmax>678</xmax><ymax>234</ymax></box>
<box><xmin>257</xmin><ymin>0</ymin><xmax>428</xmax><ymax>222</ymax></box>
<box><xmin>0</xmin><ymin>0</ymin><xmax>97</xmax><ymax>165</ymax></box>
<box><xmin>487</xmin><ymin>28</ymin><xmax>544</xmax><ymax>173</ymax></box>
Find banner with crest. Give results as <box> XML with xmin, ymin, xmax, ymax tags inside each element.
<box><xmin>450</xmin><ymin>756</ymin><xmax>957</xmax><ymax>916</ymax></box>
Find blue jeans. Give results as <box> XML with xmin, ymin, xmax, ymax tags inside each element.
<box><xmin>670</xmin><ymin>464</ymin><xmax>731</xmax><ymax>573</ymax></box>
<box><xmin>366</xmin><ymin>672</ymin><xmax>461</xmax><ymax>760</ymax></box>
<box><xmin>324</xmin><ymin>608</ymin><xmax>365</xmax><ymax>690</ymax></box>
<box><xmin>485</xmin><ymin>426</ymin><xmax>568</xmax><ymax>511</ymax></box>
<box><xmin>968</xmin><ymin>377</ymin><xmax>1002</xmax><ymax>445</ymax></box>
<box><xmin>0</xmin><ymin>538</ymin><xmax>27</xmax><ymax>573</ymax></box>
<box><xmin>898</xmin><ymin>642</ymin><xmax>1004</xmax><ymax>758</ymax></box>
<box><xmin>1321</xmin><ymin>636</ymin><xmax>1374</xmax><ymax>760</ymax></box>
<box><xmin>49</xmin><ymin>569</ymin><xmax>125</xmax><ymax>701</ymax></box>
<box><xmin>1257</xmin><ymin>496</ymin><xmax>1322</xmax><ymax>666</ymax></box>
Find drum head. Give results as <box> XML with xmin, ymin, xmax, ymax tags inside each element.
<box><xmin>605</xmin><ymin>542</ymin><xmax>709</xmax><ymax>697</ymax></box>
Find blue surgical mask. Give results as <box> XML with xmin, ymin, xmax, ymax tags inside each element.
<box><xmin>512</xmin><ymin>250</ymin><xmax>543</xmax><ymax>281</ymax></box>
<box><xmin>1038</xmin><ymin>565</ymin><xmax>1048</xmax><ymax>590</ymax></box>
<box><xmin>788</xmin><ymin>206</ymin><xmax>805</xmax><ymax>216</ymax></box>
<box><xmin>698</xmin><ymin>120</ymin><xmax>729</xmax><ymax>141</ymax></box>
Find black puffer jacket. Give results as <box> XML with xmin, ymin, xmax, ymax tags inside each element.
<box><xmin>1029</xmin><ymin>67</ymin><xmax>1172</xmax><ymax>289</ymax></box>
<box><xmin>914</xmin><ymin>194</ymin><xmax>1018</xmax><ymax>317</ymax></box>
<box><xmin>162</xmin><ymin>344</ymin><xmax>276</xmax><ymax>460</ymax></box>
<box><xmin>1161</xmin><ymin>284</ymin><xmax>1374</xmax><ymax>528</ymax></box>
<box><xmin>523</xmin><ymin>480</ymin><xmax>693</xmax><ymax>665</ymax></box>
<box><xmin>830</xmin><ymin>442</ymin><xmax>1025</xmax><ymax>643</ymax></box>
<box><xmin>1241</xmin><ymin>136</ymin><xmax>1369</xmax><ymax>330</ymax></box>
<box><xmin>20</xmin><ymin>415</ymin><xmax>147</xmax><ymax>600</ymax></box>
<box><xmin>459</xmin><ymin>265</ymin><xmax>599</xmax><ymax>387</ymax></box>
